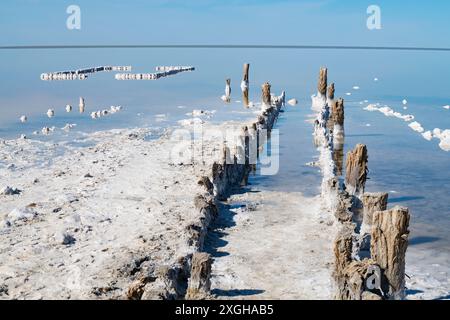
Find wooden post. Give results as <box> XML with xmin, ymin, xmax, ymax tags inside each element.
<box><xmin>242</xmin><ymin>63</ymin><xmax>250</xmax><ymax>83</ymax></box>
<box><xmin>328</xmin><ymin>83</ymin><xmax>335</xmax><ymax>100</ymax></box>
<box><xmin>357</xmin><ymin>192</ymin><xmax>389</xmax><ymax>257</ymax></box>
<box><xmin>333</xmin><ymin>143</ymin><xmax>344</xmax><ymax>176</ymax></box>
<box><xmin>186</xmin><ymin>252</ymin><xmax>212</xmax><ymax>300</ymax></box>
<box><xmin>262</xmin><ymin>82</ymin><xmax>271</xmax><ymax>106</ymax></box>
<box><xmin>242</xmin><ymin>64</ymin><xmax>250</xmax><ymax>107</ymax></box>
<box><xmin>371</xmin><ymin>206</ymin><xmax>410</xmax><ymax>300</ymax></box>
<box><xmin>332</xmin><ymin>98</ymin><xmax>345</xmax><ymax>127</ymax></box>
<box><xmin>345</xmin><ymin>144</ymin><xmax>368</xmax><ymax>196</ymax></box>
<box><xmin>362</xmin><ymin>192</ymin><xmax>388</xmax><ymax>229</ymax></box>
<box><xmin>318</xmin><ymin>67</ymin><xmax>327</xmax><ymax>96</ymax></box>
<box><xmin>333</xmin><ymin>222</ymin><xmax>354</xmax><ymax>298</ymax></box>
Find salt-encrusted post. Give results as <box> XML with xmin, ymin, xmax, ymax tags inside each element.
<box><xmin>79</xmin><ymin>97</ymin><xmax>85</xmax><ymax>113</ymax></box>
<box><xmin>242</xmin><ymin>63</ymin><xmax>250</xmax><ymax>107</ymax></box>
<box><xmin>332</xmin><ymin>98</ymin><xmax>345</xmax><ymax>142</ymax></box>
<box><xmin>186</xmin><ymin>252</ymin><xmax>212</xmax><ymax>300</ymax></box>
<box><xmin>371</xmin><ymin>206</ymin><xmax>410</xmax><ymax>300</ymax></box>
<box><xmin>333</xmin><ymin>143</ymin><xmax>344</xmax><ymax>176</ymax></box>
<box><xmin>318</xmin><ymin>67</ymin><xmax>328</xmax><ymax>97</ymax></box>
<box><xmin>262</xmin><ymin>82</ymin><xmax>271</xmax><ymax>106</ymax></box>
<box><xmin>345</xmin><ymin>144</ymin><xmax>368</xmax><ymax>196</ymax></box>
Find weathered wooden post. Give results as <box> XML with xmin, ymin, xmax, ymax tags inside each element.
<box><xmin>362</xmin><ymin>192</ymin><xmax>388</xmax><ymax>230</ymax></box>
<box><xmin>371</xmin><ymin>206</ymin><xmax>410</xmax><ymax>300</ymax></box>
<box><xmin>356</xmin><ymin>192</ymin><xmax>389</xmax><ymax>258</ymax></box>
<box><xmin>318</xmin><ymin>67</ymin><xmax>328</xmax><ymax>97</ymax></box>
<box><xmin>186</xmin><ymin>252</ymin><xmax>212</xmax><ymax>300</ymax></box>
<box><xmin>345</xmin><ymin>144</ymin><xmax>368</xmax><ymax>196</ymax></box>
<box><xmin>262</xmin><ymin>82</ymin><xmax>271</xmax><ymax>106</ymax></box>
<box><xmin>331</xmin><ymin>99</ymin><xmax>345</xmax><ymax>151</ymax></box>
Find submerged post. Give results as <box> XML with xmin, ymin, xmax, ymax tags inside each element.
<box><xmin>186</xmin><ymin>252</ymin><xmax>212</xmax><ymax>300</ymax></box>
<box><xmin>371</xmin><ymin>206</ymin><xmax>410</xmax><ymax>300</ymax></box>
<box><xmin>262</xmin><ymin>82</ymin><xmax>271</xmax><ymax>106</ymax></box>
<box><xmin>345</xmin><ymin>144</ymin><xmax>368</xmax><ymax>196</ymax></box>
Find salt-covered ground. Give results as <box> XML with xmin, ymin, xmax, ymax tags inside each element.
<box><xmin>207</xmin><ymin>191</ymin><xmax>337</xmax><ymax>299</ymax></box>
<box><xmin>0</xmin><ymin>127</ymin><xmax>209</xmax><ymax>299</ymax></box>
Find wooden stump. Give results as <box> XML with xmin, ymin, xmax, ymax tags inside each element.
<box><xmin>362</xmin><ymin>192</ymin><xmax>388</xmax><ymax>229</ymax></box>
<box><xmin>318</xmin><ymin>67</ymin><xmax>327</xmax><ymax>96</ymax></box>
<box><xmin>334</xmin><ymin>223</ymin><xmax>354</xmax><ymax>281</ymax></box>
<box><xmin>345</xmin><ymin>144</ymin><xmax>368</xmax><ymax>196</ymax></box>
<box><xmin>242</xmin><ymin>63</ymin><xmax>250</xmax><ymax>83</ymax></box>
<box><xmin>186</xmin><ymin>252</ymin><xmax>212</xmax><ymax>300</ymax></box>
<box><xmin>332</xmin><ymin>98</ymin><xmax>345</xmax><ymax>127</ymax></box>
<box><xmin>371</xmin><ymin>206</ymin><xmax>410</xmax><ymax>300</ymax></box>
<box><xmin>262</xmin><ymin>82</ymin><xmax>271</xmax><ymax>106</ymax></box>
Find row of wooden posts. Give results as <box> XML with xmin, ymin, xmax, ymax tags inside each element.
<box><xmin>185</xmin><ymin>64</ymin><xmax>283</xmax><ymax>299</ymax></box>
<box><xmin>316</xmin><ymin>67</ymin><xmax>411</xmax><ymax>300</ymax></box>
<box><xmin>185</xmin><ymin>66</ymin><xmax>411</xmax><ymax>300</ymax></box>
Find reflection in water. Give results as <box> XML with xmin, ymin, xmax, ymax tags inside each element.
<box><xmin>242</xmin><ymin>87</ymin><xmax>249</xmax><ymax>107</ymax></box>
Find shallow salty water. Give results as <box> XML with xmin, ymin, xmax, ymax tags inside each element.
<box><xmin>1</xmin><ymin>48</ymin><xmax>449</xmax><ymax>296</ymax></box>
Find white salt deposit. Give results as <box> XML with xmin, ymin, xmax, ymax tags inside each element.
<box><xmin>41</xmin><ymin>127</ymin><xmax>50</xmax><ymax>135</ymax></box>
<box><xmin>65</xmin><ymin>105</ymin><xmax>72</xmax><ymax>112</ymax></box>
<box><xmin>62</xmin><ymin>123</ymin><xmax>76</xmax><ymax>131</ymax></box>
<box><xmin>374</xmin><ymin>77</ymin><xmax>379</xmax><ymax>81</ymax></box>
<box><xmin>20</xmin><ymin>115</ymin><xmax>27</xmax><ymax>123</ymax></box>
<box><xmin>240</xmin><ymin>80</ymin><xmax>248</xmax><ymax>92</ymax></box>
<box><xmin>409</xmin><ymin>121</ymin><xmax>424</xmax><ymax>133</ymax></box>
<box><xmin>345</xmin><ymin>92</ymin><xmax>352</xmax><ymax>96</ymax></box>
<box><xmin>7</xmin><ymin>207</ymin><xmax>37</xmax><ymax>223</ymax></box>
<box><xmin>353</xmin><ymin>86</ymin><xmax>360</xmax><ymax>90</ymax></box>
<box><xmin>443</xmin><ymin>105</ymin><xmax>450</xmax><ymax>110</ymax></box>
<box><xmin>402</xmin><ymin>99</ymin><xmax>408</xmax><ymax>105</ymax></box>
<box><xmin>47</xmin><ymin>109</ymin><xmax>55</xmax><ymax>118</ymax></box>
<box><xmin>288</xmin><ymin>98</ymin><xmax>298</xmax><ymax>106</ymax></box>
<box><xmin>422</xmin><ymin>131</ymin><xmax>433</xmax><ymax>141</ymax></box>
<box><xmin>432</xmin><ymin>128</ymin><xmax>450</xmax><ymax>151</ymax></box>
<box><xmin>178</xmin><ymin>117</ymin><xmax>204</xmax><ymax>126</ymax></box>
<box><xmin>364</xmin><ymin>104</ymin><xmax>414</xmax><ymax>122</ymax></box>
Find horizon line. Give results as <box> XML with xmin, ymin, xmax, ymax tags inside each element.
<box><xmin>1</xmin><ymin>44</ymin><xmax>450</xmax><ymax>51</ymax></box>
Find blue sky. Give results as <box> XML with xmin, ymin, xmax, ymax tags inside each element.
<box><xmin>1</xmin><ymin>0</ymin><xmax>449</xmax><ymax>47</ymax></box>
